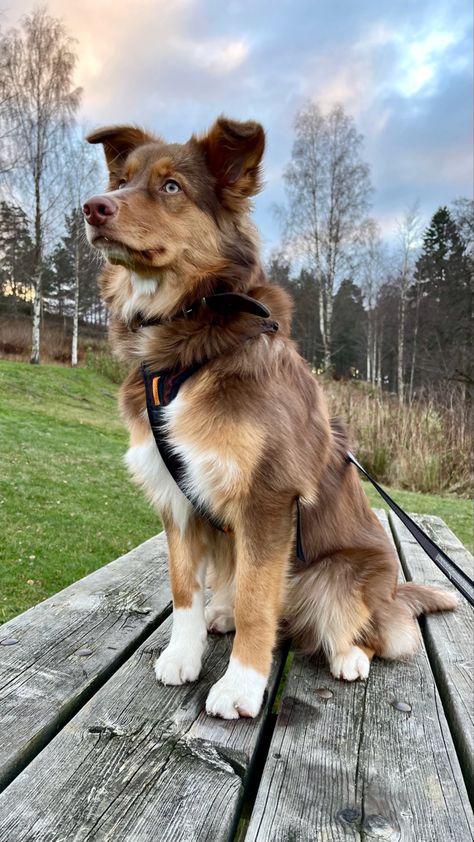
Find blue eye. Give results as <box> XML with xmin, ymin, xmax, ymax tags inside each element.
<box><xmin>162</xmin><ymin>179</ymin><xmax>181</xmax><ymax>194</ymax></box>
<box><xmin>117</xmin><ymin>179</ymin><xmax>127</xmax><ymax>189</ymax></box>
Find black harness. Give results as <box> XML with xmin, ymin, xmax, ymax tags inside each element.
<box><xmin>140</xmin><ymin>292</ymin><xmax>290</xmax><ymax>530</ymax></box>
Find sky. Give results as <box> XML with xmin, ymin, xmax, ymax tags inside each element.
<box><xmin>3</xmin><ymin>0</ymin><xmax>473</xmax><ymax>257</ymax></box>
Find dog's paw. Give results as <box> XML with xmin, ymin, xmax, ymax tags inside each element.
<box><xmin>205</xmin><ymin>604</ymin><xmax>235</xmax><ymax>634</ymax></box>
<box><xmin>205</xmin><ymin>657</ymin><xmax>267</xmax><ymax>719</ymax></box>
<box><xmin>154</xmin><ymin>645</ymin><xmax>202</xmax><ymax>685</ymax></box>
<box><xmin>330</xmin><ymin>646</ymin><xmax>370</xmax><ymax>681</ymax></box>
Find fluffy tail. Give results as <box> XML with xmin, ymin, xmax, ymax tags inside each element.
<box><xmin>396</xmin><ymin>582</ymin><xmax>458</xmax><ymax>616</ymax></box>
<box><xmin>378</xmin><ymin>582</ymin><xmax>457</xmax><ymax>660</ymax></box>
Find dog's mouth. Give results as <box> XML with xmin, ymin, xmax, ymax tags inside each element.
<box><xmin>92</xmin><ymin>235</ymin><xmax>165</xmax><ymax>267</ymax></box>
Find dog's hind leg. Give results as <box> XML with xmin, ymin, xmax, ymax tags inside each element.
<box><xmin>205</xmin><ymin>531</ymin><xmax>236</xmax><ymax>633</ymax></box>
<box><xmin>205</xmin><ymin>578</ymin><xmax>236</xmax><ymax>633</ymax></box>
<box><xmin>286</xmin><ymin>559</ymin><xmax>374</xmax><ymax>681</ymax></box>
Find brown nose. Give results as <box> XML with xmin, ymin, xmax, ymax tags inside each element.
<box><xmin>83</xmin><ymin>195</ymin><xmax>117</xmax><ymax>227</ymax></box>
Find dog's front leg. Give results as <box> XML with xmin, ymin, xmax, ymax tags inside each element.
<box><xmin>155</xmin><ymin>512</ymin><xmax>207</xmax><ymax>685</ymax></box>
<box><xmin>206</xmin><ymin>510</ymin><xmax>293</xmax><ymax>719</ymax></box>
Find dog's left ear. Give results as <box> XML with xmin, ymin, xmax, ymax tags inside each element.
<box><xmin>198</xmin><ymin>117</ymin><xmax>265</xmax><ymax>202</ymax></box>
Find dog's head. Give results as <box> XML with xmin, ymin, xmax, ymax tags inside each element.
<box><xmin>83</xmin><ymin>118</ymin><xmax>265</xmax><ymax>318</ymax></box>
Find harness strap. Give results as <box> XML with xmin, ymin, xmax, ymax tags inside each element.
<box><xmin>347</xmin><ymin>451</ymin><xmax>474</xmax><ymax>607</ymax></box>
<box><xmin>141</xmin><ymin>360</ymin><xmax>229</xmax><ymax>532</ymax></box>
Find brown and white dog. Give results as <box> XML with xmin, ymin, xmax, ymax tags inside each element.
<box><xmin>83</xmin><ymin>117</ymin><xmax>456</xmax><ymax>719</ymax></box>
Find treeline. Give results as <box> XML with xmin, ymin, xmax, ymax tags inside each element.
<box><xmin>0</xmin><ymin>203</ymin><xmax>106</xmax><ymax>325</ymax></box>
<box><xmin>270</xmin><ymin>201</ymin><xmax>473</xmax><ymax>400</ymax></box>
<box><xmin>270</xmin><ymin>100</ymin><xmax>473</xmax><ymax>404</ymax></box>
<box><xmin>0</xmin><ymin>8</ymin><xmax>105</xmax><ymax>364</ymax></box>
<box><xmin>0</xmin><ymin>8</ymin><xmax>472</xmax><ymax>405</ymax></box>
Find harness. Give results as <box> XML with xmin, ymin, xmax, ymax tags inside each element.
<box><xmin>138</xmin><ymin>291</ymin><xmax>474</xmax><ymax>604</ymax></box>
<box><xmin>139</xmin><ymin>292</ymin><xmax>303</xmax><ymax>542</ymax></box>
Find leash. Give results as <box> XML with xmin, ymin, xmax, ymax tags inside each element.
<box><xmin>347</xmin><ymin>451</ymin><xmax>474</xmax><ymax>607</ymax></box>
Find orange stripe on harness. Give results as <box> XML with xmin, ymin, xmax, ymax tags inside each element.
<box><xmin>152</xmin><ymin>376</ymin><xmax>160</xmax><ymax>406</ymax></box>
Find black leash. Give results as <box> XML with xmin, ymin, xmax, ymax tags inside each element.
<box><xmin>347</xmin><ymin>451</ymin><xmax>474</xmax><ymax>607</ymax></box>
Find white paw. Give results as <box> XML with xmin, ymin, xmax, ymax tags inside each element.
<box><xmin>205</xmin><ymin>657</ymin><xmax>267</xmax><ymax>719</ymax></box>
<box><xmin>330</xmin><ymin>646</ymin><xmax>370</xmax><ymax>681</ymax></box>
<box><xmin>154</xmin><ymin>645</ymin><xmax>202</xmax><ymax>685</ymax></box>
<box><xmin>205</xmin><ymin>604</ymin><xmax>235</xmax><ymax>633</ymax></box>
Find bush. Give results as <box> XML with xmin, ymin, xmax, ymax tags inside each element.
<box><xmin>324</xmin><ymin>379</ymin><xmax>472</xmax><ymax>497</ymax></box>
<box><xmin>85</xmin><ymin>348</ymin><xmax>129</xmax><ymax>384</ymax></box>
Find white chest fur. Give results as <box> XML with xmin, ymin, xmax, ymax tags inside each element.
<box><xmin>124</xmin><ymin>392</ymin><xmax>242</xmax><ymax>533</ymax></box>
<box><xmin>124</xmin><ymin>429</ymin><xmax>193</xmax><ymax>533</ymax></box>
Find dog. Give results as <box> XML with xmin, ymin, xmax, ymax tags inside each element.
<box><xmin>83</xmin><ymin>117</ymin><xmax>457</xmax><ymax>720</ymax></box>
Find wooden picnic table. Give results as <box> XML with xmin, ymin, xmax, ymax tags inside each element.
<box><xmin>0</xmin><ymin>510</ymin><xmax>472</xmax><ymax>841</ymax></box>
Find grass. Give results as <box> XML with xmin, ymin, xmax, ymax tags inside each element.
<box><xmin>0</xmin><ymin>360</ymin><xmax>161</xmax><ymax>624</ymax></box>
<box><xmin>0</xmin><ymin>359</ymin><xmax>471</xmax><ymax>625</ymax></box>
<box><xmin>325</xmin><ymin>378</ymin><xmax>472</xmax><ymax>496</ymax></box>
<box><xmin>362</xmin><ymin>482</ymin><xmax>472</xmax><ymax>553</ymax></box>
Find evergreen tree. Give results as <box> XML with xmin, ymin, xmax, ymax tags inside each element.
<box><xmin>46</xmin><ymin>208</ymin><xmax>101</xmax><ymax>325</ymax></box>
<box><xmin>413</xmin><ymin>206</ymin><xmax>471</xmax><ymax>388</ymax></box>
<box><xmin>331</xmin><ymin>279</ymin><xmax>366</xmax><ymax>378</ymax></box>
<box><xmin>0</xmin><ymin>200</ymin><xmax>34</xmax><ymax>310</ymax></box>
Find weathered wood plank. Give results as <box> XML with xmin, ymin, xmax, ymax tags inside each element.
<box><xmin>389</xmin><ymin>512</ymin><xmax>474</xmax><ymax>797</ymax></box>
<box><xmin>0</xmin><ymin>616</ymin><xmax>287</xmax><ymax>842</ymax></box>
<box><xmin>246</xmin><ymin>510</ymin><xmax>473</xmax><ymax>841</ymax></box>
<box><xmin>0</xmin><ymin>533</ymin><xmax>171</xmax><ymax>792</ymax></box>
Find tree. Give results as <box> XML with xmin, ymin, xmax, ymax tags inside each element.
<box><xmin>46</xmin><ymin>208</ymin><xmax>102</xmax><ymax>323</ymax></box>
<box><xmin>395</xmin><ymin>202</ymin><xmax>422</xmax><ymax>403</ymax></box>
<box><xmin>331</xmin><ymin>279</ymin><xmax>366</xmax><ymax>378</ymax></box>
<box><xmin>0</xmin><ymin>200</ymin><xmax>34</xmax><ymax>309</ymax></box>
<box><xmin>358</xmin><ymin>219</ymin><xmax>387</xmax><ymax>385</ymax></box>
<box><xmin>413</xmin><ymin>206</ymin><xmax>472</xmax><ymax>391</ymax></box>
<box><xmin>267</xmin><ymin>253</ymin><xmax>322</xmax><ymax>367</ymax></box>
<box><xmin>60</xmin><ymin>134</ymin><xmax>101</xmax><ymax>364</ymax></box>
<box><xmin>0</xmin><ymin>8</ymin><xmax>81</xmax><ymax>363</ymax></box>
<box><xmin>451</xmin><ymin>198</ymin><xmax>474</xmax><ymax>256</ymax></box>
<box><xmin>282</xmin><ymin>101</ymin><xmax>372</xmax><ymax>369</ymax></box>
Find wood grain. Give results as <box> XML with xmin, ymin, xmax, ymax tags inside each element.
<box><xmin>245</xmin><ymin>510</ymin><xmax>473</xmax><ymax>841</ymax></box>
<box><xmin>0</xmin><ymin>533</ymin><xmax>171</xmax><ymax>792</ymax></box>
<box><xmin>389</xmin><ymin>512</ymin><xmax>474</xmax><ymax>798</ymax></box>
<box><xmin>0</xmin><ymin>616</ymin><xmax>286</xmax><ymax>842</ymax></box>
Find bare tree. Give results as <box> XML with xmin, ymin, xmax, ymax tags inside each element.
<box><xmin>0</xmin><ymin>8</ymin><xmax>81</xmax><ymax>363</ymax></box>
<box><xmin>395</xmin><ymin>201</ymin><xmax>423</xmax><ymax>403</ymax></box>
<box><xmin>358</xmin><ymin>219</ymin><xmax>387</xmax><ymax>385</ymax></box>
<box><xmin>60</xmin><ymin>132</ymin><xmax>101</xmax><ymax>365</ymax></box>
<box><xmin>282</xmin><ymin>102</ymin><xmax>372</xmax><ymax>369</ymax></box>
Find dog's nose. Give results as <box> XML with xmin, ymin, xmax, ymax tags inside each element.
<box><xmin>83</xmin><ymin>195</ymin><xmax>118</xmax><ymax>227</ymax></box>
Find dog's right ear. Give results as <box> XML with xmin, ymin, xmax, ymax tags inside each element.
<box><xmin>86</xmin><ymin>126</ymin><xmax>156</xmax><ymax>169</ymax></box>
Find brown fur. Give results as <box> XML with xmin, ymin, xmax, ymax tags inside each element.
<box><xmin>85</xmin><ymin>117</ymin><xmax>457</xmax><ymax>685</ymax></box>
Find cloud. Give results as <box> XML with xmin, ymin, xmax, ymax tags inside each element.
<box><xmin>2</xmin><ymin>0</ymin><xmax>472</xmax><ymax>253</ymax></box>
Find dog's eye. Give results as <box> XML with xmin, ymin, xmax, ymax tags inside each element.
<box><xmin>117</xmin><ymin>179</ymin><xmax>127</xmax><ymax>189</ymax></box>
<box><xmin>161</xmin><ymin>179</ymin><xmax>181</xmax><ymax>195</ymax></box>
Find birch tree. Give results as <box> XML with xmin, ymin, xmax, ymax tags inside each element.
<box><xmin>395</xmin><ymin>202</ymin><xmax>422</xmax><ymax>403</ymax></box>
<box><xmin>61</xmin><ymin>134</ymin><xmax>101</xmax><ymax>365</ymax></box>
<box><xmin>359</xmin><ymin>219</ymin><xmax>386</xmax><ymax>385</ymax></box>
<box><xmin>0</xmin><ymin>8</ymin><xmax>81</xmax><ymax>363</ymax></box>
<box><xmin>283</xmin><ymin>102</ymin><xmax>372</xmax><ymax>369</ymax></box>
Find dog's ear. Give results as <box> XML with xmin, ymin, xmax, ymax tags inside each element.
<box><xmin>198</xmin><ymin>117</ymin><xmax>265</xmax><ymax>203</ymax></box>
<box><xmin>86</xmin><ymin>125</ymin><xmax>156</xmax><ymax>169</ymax></box>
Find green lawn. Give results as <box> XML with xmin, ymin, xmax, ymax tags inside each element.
<box><xmin>363</xmin><ymin>483</ymin><xmax>472</xmax><ymax>553</ymax></box>
<box><xmin>0</xmin><ymin>360</ymin><xmax>161</xmax><ymax>624</ymax></box>
<box><xmin>0</xmin><ymin>359</ymin><xmax>471</xmax><ymax>625</ymax></box>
